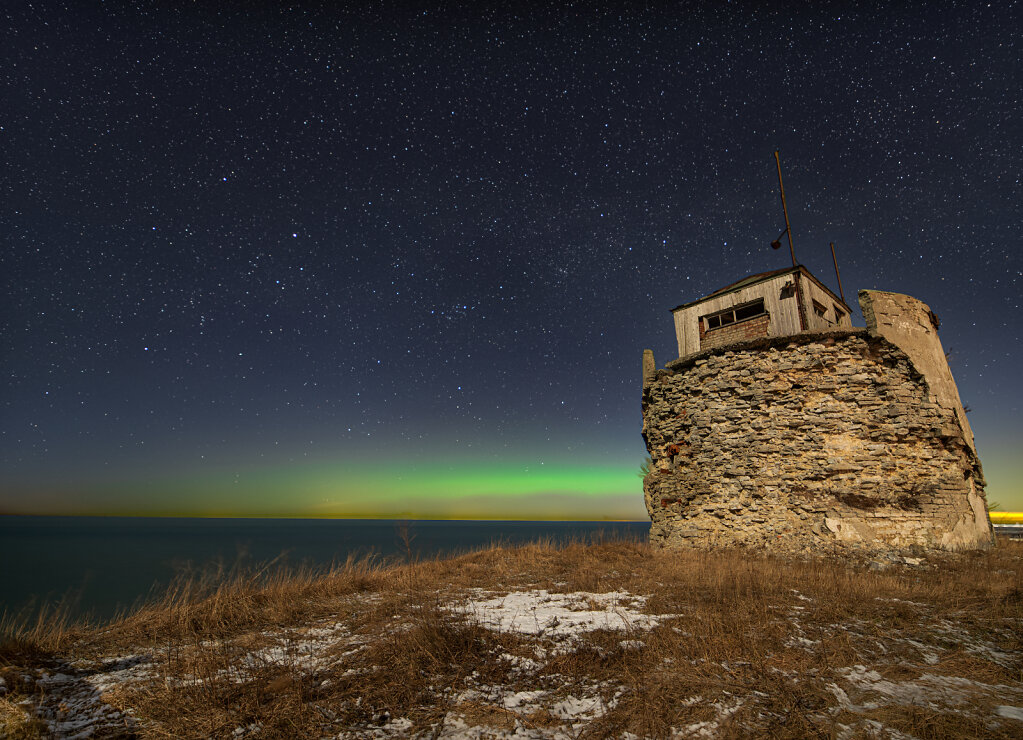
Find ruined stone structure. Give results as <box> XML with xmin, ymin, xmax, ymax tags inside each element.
<box><xmin>642</xmin><ymin>279</ymin><xmax>993</xmax><ymax>554</ymax></box>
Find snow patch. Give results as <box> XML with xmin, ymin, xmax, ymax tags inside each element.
<box><xmin>995</xmin><ymin>705</ymin><xmax>1023</xmax><ymax>721</ymax></box>
<box><xmin>449</xmin><ymin>589</ymin><xmax>675</xmax><ymax>639</ymax></box>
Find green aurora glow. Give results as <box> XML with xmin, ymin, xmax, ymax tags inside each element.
<box><xmin>18</xmin><ymin>460</ymin><xmax>648</xmax><ymax>520</ymax></box>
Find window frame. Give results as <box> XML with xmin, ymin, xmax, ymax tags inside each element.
<box><xmin>703</xmin><ymin>298</ymin><xmax>767</xmax><ymax>331</ymax></box>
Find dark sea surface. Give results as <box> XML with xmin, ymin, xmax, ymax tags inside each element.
<box><xmin>0</xmin><ymin>516</ymin><xmax>649</xmax><ymax>623</ymax></box>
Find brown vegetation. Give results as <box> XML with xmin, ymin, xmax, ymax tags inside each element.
<box><xmin>2</xmin><ymin>535</ymin><xmax>1022</xmax><ymax>738</ymax></box>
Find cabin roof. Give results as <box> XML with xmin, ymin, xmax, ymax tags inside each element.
<box><xmin>670</xmin><ymin>265</ymin><xmax>849</xmax><ymax>313</ymax></box>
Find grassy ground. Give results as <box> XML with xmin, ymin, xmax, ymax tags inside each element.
<box><xmin>2</xmin><ymin>535</ymin><xmax>1022</xmax><ymax>739</ymax></box>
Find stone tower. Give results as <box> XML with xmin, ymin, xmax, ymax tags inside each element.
<box><xmin>641</xmin><ymin>276</ymin><xmax>992</xmax><ymax>554</ymax></box>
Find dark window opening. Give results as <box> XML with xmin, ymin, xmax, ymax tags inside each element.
<box><xmin>703</xmin><ymin>299</ymin><xmax>766</xmax><ymax>330</ymax></box>
<box><xmin>834</xmin><ymin>306</ymin><xmax>846</xmax><ymax>324</ymax></box>
<box><xmin>734</xmin><ymin>302</ymin><xmax>764</xmax><ymax>321</ymax></box>
<box><xmin>812</xmin><ymin>299</ymin><xmax>827</xmax><ymax>318</ymax></box>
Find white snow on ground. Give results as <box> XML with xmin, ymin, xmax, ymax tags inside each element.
<box><xmin>459</xmin><ymin>682</ymin><xmax>619</xmax><ymax>717</ymax></box>
<box><xmin>824</xmin><ymin>663</ymin><xmax>1023</xmax><ymax>738</ymax></box>
<box><xmin>549</xmin><ymin>692</ymin><xmax>614</xmax><ymax>719</ymax></box>
<box><xmin>672</xmin><ymin>696</ymin><xmax>745</xmax><ymax>738</ymax></box>
<box><xmin>500</xmin><ymin>652</ymin><xmax>543</xmax><ymax>673</ymax></box>
<box><xmin>499</xmin><ymin>689</ymin><xmax>546</xmax><ymax>709</ymax></box>
<box><xmin>32</xmin><ymin>668</ymin><xmax>140</xmax><ymax>739</ymax></box>
<box><xmin>238</xmin><ymin>620</ymin><xmax>355</xmax><ymax>675</ymax></box>
<box><xmin>996</xmin><ymin>705</ymin><xmax>1023</xmax><ymax>720</ymax></box>
<box><xmin>10</xmin><ymin>654</ymin><xmax>156</xmax><ymax>738</ymax></box>
<box><xmin>835</xmin><ymin>664</ymin><xmax>1023</xmax><ymax>711</ymax></box>
<box><xmin>437</xmin><ymin>677</ymin><xmax>623</xmax><ymax>740</ymax></box>
<box><xmin>931</xmin><ymin>616</ymin><xmax>1020</xmax><ymax>666</ymax></box>
<box><xmin>21</xmin><ymin>620</ymin><xmax>366</xmax><ymax>738</ymax></box>
<box><xmin>449</xmin><ymin>589</ymin><xmax>674</xmax><ymax>638</ymax></box>
<box><xmin>428</xmin><ymin>715</ymin><xmax>550</xmax><ymax>739</ymax></box>
<box><xmin>81</xmin><ymin>653</ymin><xmax>156</xmax><ymax>695</ymax></box>
<box><xmin>833</xmin><ymin>718</ymin><xmax>918</xmax><ymax>740</ymax></box>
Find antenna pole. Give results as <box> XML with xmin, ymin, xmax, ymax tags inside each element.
<box><xmin>830</xmin><ymin>241</ymin><xmax>846</xmax><ymax>303</ymax></box>
<box><xmin>774</xmin><ymin>151</ymin><xmax>797</xmax><ymax>267</ymax></box>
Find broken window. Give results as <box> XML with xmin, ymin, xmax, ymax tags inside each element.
<box><xmin>704</xmin><ymin>299</ymin><xmax>766</xmax><ymax>330</ymax></box>
<box><xmin>812</xmin><ymin>299</ymin><xmax>827</xmax><ymax>318</ymax></box>
<box><xmin>734</xmin><ymin>301</ymin><xmax>765</xmax><ymax>321</ymax></box>
<box><xmin>834</xmin><ymin>306</ymin><xmax>846</xmax><ymax>324</ymax></box>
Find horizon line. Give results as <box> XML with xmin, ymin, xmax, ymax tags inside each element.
<box><xmin>0</xmin><ymin>512</ymin><xmax>650</xmax><ymax>523</ymax></box>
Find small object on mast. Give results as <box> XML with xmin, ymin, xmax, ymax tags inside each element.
<box><xmin>771</xmin><ymin>227</ymin><xmax>788</xmax><ymax>250</ymax></box>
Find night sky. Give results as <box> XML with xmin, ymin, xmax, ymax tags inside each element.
<box><xmin>3</xmin><ymin>1</ymin><xmax>1021</xmax><ymax>519</ymax></box>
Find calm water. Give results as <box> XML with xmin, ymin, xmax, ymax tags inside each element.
<box><xmin>0</xmin><ymin>516</ymin><xmax>649</xmax><ymax>622</ymax></box>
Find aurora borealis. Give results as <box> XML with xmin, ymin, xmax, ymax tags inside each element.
<box><xmin>21</xmin><ymin>460</ymin><xmax>643</xmax><ymax>520</ymax></box>
<box><xmin>3</xmin><ymin>1</ymin><xmax>1021</xmax><ymax>518</ymax></box>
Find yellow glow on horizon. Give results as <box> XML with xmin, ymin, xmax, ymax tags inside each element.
<box><xmin>989</xmin><ymin>511</ymin><xmax>1023</xmax><ymax>523</ymax></box>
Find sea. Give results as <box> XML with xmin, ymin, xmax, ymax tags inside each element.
<box><xmin>0</xmin><ymin>516</ymin><xmax>650</xmax><ymax>624</ymax></box>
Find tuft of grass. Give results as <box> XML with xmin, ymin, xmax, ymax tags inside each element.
<box><xmin>0</xmin><ymin>695</ymin><xmax>46</xmax><ymax>739</ymax></box>
<box><xmin>0</xmin><ymin>601</ymin><xmax>80</xmax><ymax>664</ymax></box>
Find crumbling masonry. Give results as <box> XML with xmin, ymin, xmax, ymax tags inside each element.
<box><xmin>641</xmin><ymin>289</ymin><xmax>993</xmax><ymax>553</ymax></box>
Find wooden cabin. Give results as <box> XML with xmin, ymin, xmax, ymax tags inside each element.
<box><xmin>671</xmin><ymin>266</ymin><xmax>852</xmax><ymax>359</ymax></box>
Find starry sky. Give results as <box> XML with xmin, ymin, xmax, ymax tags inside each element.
<box><xmin>3</xmin><ymin>1</ymin><xmax>1021</xmax><ymax>519</ymax></box>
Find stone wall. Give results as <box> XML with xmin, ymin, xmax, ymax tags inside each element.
<box><xmin>860</xmin><ymin>289</ymin><xmax>977</xmax><ymax>454</ymax></box>
<box><xmin>641</xmin><ymin>310</ymin><xmax>992</xmax><ymax>554</ymax></box>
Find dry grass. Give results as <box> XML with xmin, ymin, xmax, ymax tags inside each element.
<box><xmin>2</xmin><ymin>535</ymin><xmax>1022</xmax><ymax>738</ymax></box>
<box><xmin>0</xmin><ymin>695</ymin><xmax>47</xmax><ymax>739</ymax></box>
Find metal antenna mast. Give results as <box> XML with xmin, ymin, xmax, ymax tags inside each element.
<box><xmin>830</xmin><ymin>242</ymin><xmax>846</xmax><ymax>303</ymax></box>
<box><xmin>773</xmin><ymin>151</ymin><xmax>797</xmax><ymax>267</ymax></box>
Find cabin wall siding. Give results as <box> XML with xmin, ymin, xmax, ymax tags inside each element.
<box><xmin>672</xmin><ymin>274</ymin><xmax>802</xmax><ymax>357</ymax></box>
<box><xmin>801</xmin><ymin>276</ymin><xmax>853</xmax><ymax>331</ymax></box>
<box><xmin>671</xmin><ymin>269</ymin><xmax>852</xmax><ymax>359</ymax></box>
